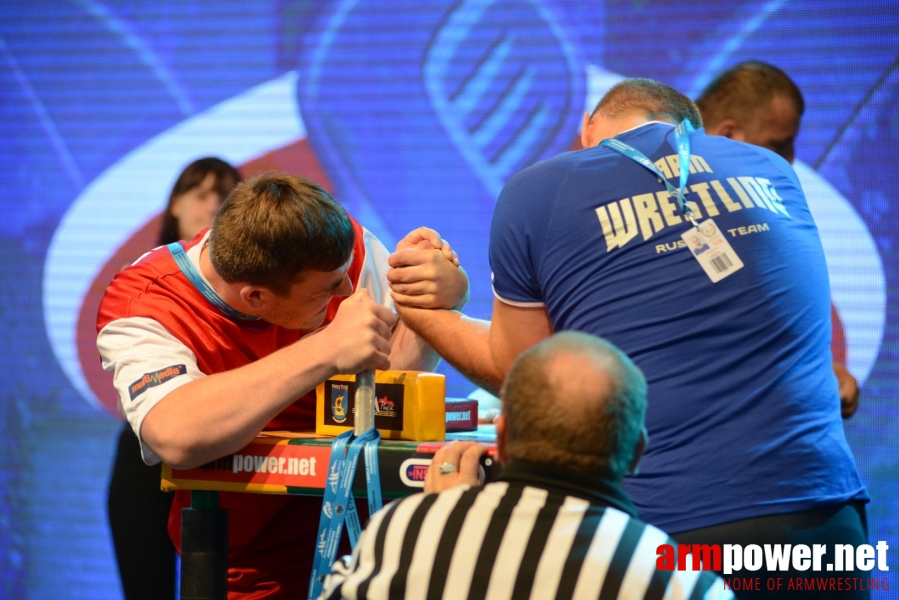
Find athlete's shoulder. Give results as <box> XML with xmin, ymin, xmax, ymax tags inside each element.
<box><xmin>97</xmin><ymin>244</ymin><xmax>188</xmax><ymax>329</ymax></box>
<box><xmin>504</xmin><ymin>148</ymin><xmax>584</xmax><ymax>189</ymax></box>
<box><xmin>111</xmin><ymin>245</ymin><xmax>183</xmax><ymax>294</ymax></box>
<box><xmin>133</xmin><ymin>243</ymin><xmax>181</xmax><ymax>272</ymax></box>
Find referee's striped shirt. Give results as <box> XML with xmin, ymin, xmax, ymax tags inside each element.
<box><xmin>321</xmin><ymin>462</ymin><xmax>733</xmax><ymax>600</ymax></box>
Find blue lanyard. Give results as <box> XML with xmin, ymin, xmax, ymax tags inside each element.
<box><xmin>308</xmin><ymin>428</ymin><xmax>382</xmax><ymax>600</ymax></box>
<box><xmin>166</xmin><ymin>242</ymin><xmax>260</xmax><ymax>321</ymax></box>
<box><xmin>600</xmin><ymin>120</ymin><xmax>697</xmax><ymax>226</ymax></box>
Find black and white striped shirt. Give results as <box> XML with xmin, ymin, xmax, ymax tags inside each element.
<box><xmin>321</xmin><ymin>462</ymin><xmax>733</xmax><ymax>599</ymax></box>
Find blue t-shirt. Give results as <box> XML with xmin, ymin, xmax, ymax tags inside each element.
<box><xmin>489</xmin><ymin>122</ymin><xmax>867</xmax><ymax>533</ymax></box>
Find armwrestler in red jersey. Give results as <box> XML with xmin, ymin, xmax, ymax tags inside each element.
<box><xmin>97</xmin><ymin>172</ymin><xmax>468</xmax><ymax>598</ymax></box>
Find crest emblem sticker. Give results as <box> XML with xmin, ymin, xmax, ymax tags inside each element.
<box><xmin>331</xmin><ymin>383</ymin><xmax>349</xmax><ymax>423</ymax></box>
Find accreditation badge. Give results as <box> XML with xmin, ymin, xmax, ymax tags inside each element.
<box><xmin>681</xmin><ymin>218</ymin><xmax>744</xmax><ymax>283</ymax></box>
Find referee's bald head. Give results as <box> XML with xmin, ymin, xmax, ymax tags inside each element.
<box><xmin>499</xmin><ymin>332</ymin><xmax>648</xmax><ymax>480</ymax></box>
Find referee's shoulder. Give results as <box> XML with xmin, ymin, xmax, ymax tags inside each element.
<box><xmin>582</xmin><ymin>508</ymin><xmax>735</xmax><ymax>600</ymax></box>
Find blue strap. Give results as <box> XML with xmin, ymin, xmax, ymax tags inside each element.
<box><xmin>600</xmin><ymin>120</ymin><xmax>697</xmax><ymax>225</ymax></box>
<box><xmin>342</xmin><ymin>434</ymin><xmax>383</xmax><ymax>547</ymax></box>
<box><xmin>362</xmin><ymin>436</ymin><xmax>382</xmax><ymax>512</ymax></box>
<box><xmin>345</xmin><ymin>495</ymin><xmax>362</xmax><ymax>548</ymax></box>
<box><xmin>166</xmin><ymin>242</ymin><xmax>260</xmax><ymax>321</ymax></box>
<box><xmin>308</xmin><ymin>428</ymin><xmax>382</xmax><ymax>600</ymax></box>
<box><xmin>673</xmin><ymin>119</ymin><xmax>694</xmax><ymax>209</ymax></box>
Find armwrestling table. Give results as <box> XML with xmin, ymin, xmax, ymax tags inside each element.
<box><xmin>162</xmin><ymin>426</ymin><xmax>499</xmax><ymax>600</ymax></box>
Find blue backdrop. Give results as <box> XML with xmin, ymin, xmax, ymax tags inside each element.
<box><xmin>1</xmin><ymin>1</ymin><xmax>897</xmax><ymax>597</ymax></box>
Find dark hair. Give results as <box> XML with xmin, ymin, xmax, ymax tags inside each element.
<box><xmin>695</xmin><ymin>61</ymin><xmax>804</xmax><ymax>129</ymax></box>
<box><xmin>208</xmin><ymin>172</ymin><xmax>355</xmax><ymax>296</ymax></box>
<box><xmin>159</xmin><ymin>157</ymin><xmax>242</xmax><ymax>246</ymax></box>
<box><xmin>501</xmin><ymin>332</ymin><xmax>648</xmax><ymax>479</ymax></box>
<box><xmin>591</xmin><ymin>78</ymin><xmax>703</xmax><ymax>129</ymax></box>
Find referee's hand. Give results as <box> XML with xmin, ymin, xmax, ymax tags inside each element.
<box><xmin>425</xmin><ymin>441</ymin><xmax>486</xmax><ymax>493</ymax></box>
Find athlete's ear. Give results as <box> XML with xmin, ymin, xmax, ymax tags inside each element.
<box><xmin>628</xmin><ymin>427</ymin><xmax>648</xmax><ymax>476</ymax></box>
<box><xmin>238</xmin><ymin>285</ymin><xmax>265</xmax><ymax>310</ymax></box>
<box><xmin>581</xmin><ymin>111</ymin><xmax>592</xmax><ymax>148</ymax></box>
<box><xmin>709</xmin><ymin>118</ymin><xmax>743</xmax><ymax>141</ymax></box>
<box><xmin>495</xmin><ymin>412</ymin><xmax>509</xmax><ymax>464</ymax></box>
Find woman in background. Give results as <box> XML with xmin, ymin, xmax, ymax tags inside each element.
<box><xmin>107</xmin><ymin>157</ymin><xmax>241</xmax><ymax>600</ymax></box>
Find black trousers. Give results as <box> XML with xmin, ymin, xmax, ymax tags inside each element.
<box><xmin>674</xmin><ymin>502</ymin><xmax>872</xmax><ymax>599</ymax></box>
<box><xmin>107</xmin><ymin>425</ymin><xmax>176</xmax><ymax>600</ymax></box>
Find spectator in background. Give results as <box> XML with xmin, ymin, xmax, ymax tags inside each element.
<box><xmin>695</xmin><ymin>60</ymin><xmax>859</xmax><ymax>417</ymax></box>
<box><xmin>107</xmin><ymin>157</ymin><xmax>241</xmax><ymax>600</ymax></box>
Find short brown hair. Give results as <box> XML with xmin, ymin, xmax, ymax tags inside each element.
<box><xmin>591</xmin><ymin>78</ymin><xmax>702</xmax><ymax>129</ymax></box>
<box><xmin>501</xmin><ymin>332</ymin><xmax>647</xmax><ymax>479</ymax></box>
<box><xmin>696</xmin><ymin>61</ymin><xmax>804</xmax><ymax>129</ymax></box>
<box><xmin>208</xmin><ymin>172</ymin><xmax>354</xmax><ymax>295</ymax></box>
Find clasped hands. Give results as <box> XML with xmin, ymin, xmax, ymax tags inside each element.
<box><xmin>387</xmin><ymin>227</ymin><xmax>469</xmax><ymax>311</ymax></box>
<box><xmin>314</xmin><ymin>227</ymin><xmax>468</xmax><ymax>375</ymax></box>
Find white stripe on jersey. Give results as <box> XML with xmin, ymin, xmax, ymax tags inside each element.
<box><xmin>336</xmin><ymin>501</ymin><xmax>398</xmax><ymax>600</ymax></box>
<box><xmin>491</xmin><ymin>286</ymin><xmax>545</xmax><ymax>308</ymax></box>
<box><xmin>663</xmin><ymin>563</ymin><xmax>701</xmax><ymax>600</ymax></box>
<box><xmin>571</xmin><ymin>507</ymin><xmax>631</xmax><ymax>600</ymax></box>
<box><xmin>403</xmin><ymin>486</ymin><xmax>472</xmax><ymax>600</ymax></box>
<box><xmin>442</xmin><ymin>482</ymin><xmax>510</xmax><ymax>600</ymax></box>
<box><xmin>483</xmin><ymin>486</ymin><xmax>550</xmax><ymax>600</ymax></box>
<box><xmin>364</xmin><ymin>492</ymin><xmax>428</xmax><ymax>598</ymax></box>
<box><xmin>619</xmin><ymin>520</ymin><xmax>669</xmax><ymax>597</ymax></box>
<box><xmin>528</xmin><ymin>496</ymin><xmax>591</xmax><ymax>600</ymax></box>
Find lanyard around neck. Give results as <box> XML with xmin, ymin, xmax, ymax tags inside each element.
<box><xmin>167</xmin><ymin>242</ymin><xmax>260</xmax><ymax>321</ymax></box>
<box><xmin>600</xmin><ymin>120</ymin><xmax>697</xmax><ymax>226</ymax></box>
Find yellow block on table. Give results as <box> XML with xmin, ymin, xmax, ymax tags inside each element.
<box><xmin>315</xmin><ymin>370</ymin><xmax>445</xmax><ymax>441</ymax></box>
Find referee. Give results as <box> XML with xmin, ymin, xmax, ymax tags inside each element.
<box><xmin>322</xmin><ymin>332</ymin><xmax>733</xmax><ymax>599</ymax></box>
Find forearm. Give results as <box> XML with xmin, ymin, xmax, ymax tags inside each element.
<box><xmin>389</xmin><ymin>282</ymin><xmax>470</xmax><ymax>372</ymax></box>
<box><xmin>387</xmin><ymin>264</ymin><xmax>470</xmax><ymax>373</ymax></box>
<box><xmin>142</xmin><ymin>335</ymin><xmax>337</xmax><ymax>469</ymax></box>
<box><xmin>389</xmin><ymin>321</ymin><xmax>442</xmax><ymax>372</ymax></box>
<box><xmin>394</xmin><ymin>306</ymin><xmax>503</xmax><ymax>394</ymax></box>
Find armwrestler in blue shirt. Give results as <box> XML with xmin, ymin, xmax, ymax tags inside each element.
<box><xmin>388</xmin><ymin>78</ymin><xmax>869</xmax><ymax>599</ymax></box>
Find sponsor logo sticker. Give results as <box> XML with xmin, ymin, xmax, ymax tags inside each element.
<box><xmin>331</xmin><ymin>383</ymin><xmax>349</xmax><ymax>424</ymax></box>
<box><xmin>399</xmin><ymin>458</ymin><xmax>431</xmax><ymax>488</ymax></box>
<box><xmin>128</xmin><ymin>365</ymin><xmax>186</xmax><ymax>400</ymax></box>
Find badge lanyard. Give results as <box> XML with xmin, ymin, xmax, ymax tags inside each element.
<box><xmin>600</xmin><ymin>120</ymin><xmax>698</xmax><ymax>227</ymax></box>
<box><xmin>308</xmin><ymin>428</ymin><xmax>383</xmax><ymax>600</ymax></box>
<box><xmin>167</xmin><ymin>242</ymin><xmax>260</xmax><ymax>321</ymax></box>
<box><xmin>599</xmin><ymin>121</ymin><xmax>744</xmax><ymax>282</ymax></box>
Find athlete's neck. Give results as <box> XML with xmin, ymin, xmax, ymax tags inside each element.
<box><xmin>582</xmin><ymin>111</ymin><xmax>673</xmax><ymax>148</ymax></box>
<box><xmin>199</xmin><ymin>242</ymin><xmax>250</xmax><ymax>314</ymax></box>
